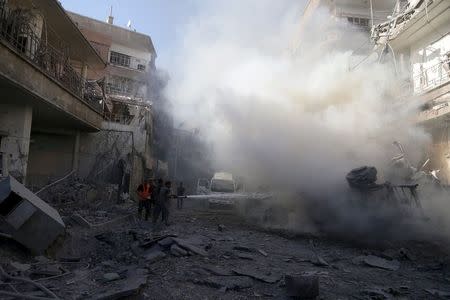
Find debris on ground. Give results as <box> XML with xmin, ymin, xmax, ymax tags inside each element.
<box><xmin>362</xmin><ymin>255</ymin><xmax>400</xmax><ymax>271</ymax></box>
<box><xmin>0</xmin><ymin>194</ymin><xmax>448</xmax><ymax>299</ymax></box>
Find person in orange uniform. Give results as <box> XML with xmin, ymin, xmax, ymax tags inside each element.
<box><xmin>137</xmin><ymin>180</ymin><xmax>153</xmax><ymax>221</ymax></box>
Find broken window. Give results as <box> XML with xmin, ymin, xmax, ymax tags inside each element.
<box><xmin>110</xmin><ymin>51</ymin><xmax>131</xmax><ymax>67</ymax></box>
<box><xmin>346</xmin><ymin>17</ymin><xmax>369</xmax><ymax>29</ymax></box>
<box><xmin>106</xmin><ymin>75</ymin><xmax>133</xmax><ymax>95</ymax></box>
<box><xmin>137</xmin><ymin>64</ymin><xmax>146</xmax><ymax>71</ymax></box>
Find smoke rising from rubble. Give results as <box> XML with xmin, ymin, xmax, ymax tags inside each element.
<box><xmin>165</xmin><ymin>1</ymin><xmax>447</xmax><ymax>241</ymax></box>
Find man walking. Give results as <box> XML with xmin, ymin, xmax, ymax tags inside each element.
<box><xmin>136</xmin><ymin>180</ymin><xmax>152</xmax><ymax>221</ymax></box>
<box><xmin>177</xmin><ymin>182</ymin><xmax>186</xmax><ymax>209</ymax></box>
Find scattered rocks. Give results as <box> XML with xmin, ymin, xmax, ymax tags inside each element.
<box><xmin>218</xmin><ymin>224</ymin><xmax>226</xmax><ymax>232</ymax></box>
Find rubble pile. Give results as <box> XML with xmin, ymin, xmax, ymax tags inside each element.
<box><xmin>37</xmin><ymin>178</ymin><xmax>99</xmax><ymax>206</ymax></box>
<box><xmin>1</xmin><ymin>200</ymin><xmax>450</xmax><ymax>299</ymax></box>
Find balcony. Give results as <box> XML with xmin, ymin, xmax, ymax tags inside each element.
<box><xmin>0</xmin><ymin>4</ymin><xmax>102</xmax><ymax>113</ymax></box>
<box><xmin>413</xmin><ymin>58</ymin><xmax>450</xmax><ymax>95</ymax></box>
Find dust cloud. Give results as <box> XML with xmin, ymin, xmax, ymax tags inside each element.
<box><xmin>164</xmin><ymin>0</ymin><xmax>448</xmax><ymax>242</ymax></box>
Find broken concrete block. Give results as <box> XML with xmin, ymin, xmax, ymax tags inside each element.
<box><xmin>143</xmin><ymin>250</ymin><xmax>167</xmax><ymax>263</ymax></box>
<box><xmin>285</xmin><ymin>275</ymin><xmax>319</xmax><ymax>299</ymax></box>
<box><xmin>10</xmin><ymin>261</ymin><xmax>31</xmax><ymax>272</ymax></box>
<box><xmin>310</xmin><ymin>254</ymin><xmax>329</xmax><ymax>267</ymax></box>
<box><xmin>103</xmin><ymin>272</ymin><xmax>121</xmax><ymax>282</ymax></box>
<box><xmin>218</xmin><ymin>224</ymin><xmax>226</xmax><ymax>231</ymax></box>
<box><xmin>0</xmin><ymin>176</ymin><xmax>65</xmax><ymax>253</ymax></box>
<box><xmin>233</xmin><ymin>245</ymin><xmax>254</xmax><ymax>253</ymax></box>
<box><xmin>172</xmin><ymin>238</ymin><xmax>208</xmax><ymax>256</ymax></box>
<box><xmin>233</xmin><ymin>268</ymin><xmax>280</xmax><ymax>283</ymax></box>
<box><xmin>236</xmin><ymin>253</ymin><xmax>254</xmax><ymax>260</ymax></box>
<box><xmin>202</xmin><ymin>265</ymin><xmax>234</xmax><ymax>276</ymax></box>
<box><xmin>95</xmin><ymin>272</ymin><xmax>147</xmax><ymax>300</ymax></box>
<box><xmin>157</xmin><ymin>237</ymin><xmax>175</xmax><ymax>248</ymax></box>
<box><xmin>190</xmin><ymin>276</ymin><xmax>252</xmax><ymax>290</ymax></box>
<box><xmin>257</xmin><ymin>249</ymin><xmax>268</xmax><ymax>257</ymax></box>
<box><xmin>170</xmin><ymin>244</ymin><xmax>188</xmax><ymax>257</ymax></box>
<box><xmin>363</xmin><ymin>255</ymin><xmax>400</xmax><ymax>271</ymax></box>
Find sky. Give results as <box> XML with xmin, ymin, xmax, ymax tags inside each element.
<box><xmin>59</xmin><ymin>0</ymin><xmax>200</xmax><ymax>69</ymax></box>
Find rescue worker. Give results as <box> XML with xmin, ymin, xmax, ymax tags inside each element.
<box><xmin>176</xmin><ymin>182</ymin><xmax>186</xmax><ymax>209</ymax></box>
<box><xmin>152</xmin><ymin>179</ymin><xmax>164</xmax><ymax>224</ymax></box>
<box><xmin>136</xmin><ymin>180</ymin><xmax>152</xmax><ymax>220</ymax></box>
<box><xmin>160</xmin><ymin>181</ymin><xmax>172</xmax><ymax>225</ymax></box>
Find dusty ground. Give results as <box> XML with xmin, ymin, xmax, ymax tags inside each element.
<box><xmin>1</xmin><ymin>198</ymin><xmax>450</xmax><ymax>299</ymax></box>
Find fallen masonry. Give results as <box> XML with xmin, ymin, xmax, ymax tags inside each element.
<box><xmin>0</xmin><ymin>193</ymin><xmax>449</xmax><ymax>299</ymax></box>
<box><xmin>0</xmin><ymin>176</ymin><xmax>65</xmax><ymax>253</ymax></box>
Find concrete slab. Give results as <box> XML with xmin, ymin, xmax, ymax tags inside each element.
<box><xmin>0</xmin><ymin>176</ymin><xmax>65</xmax><ymax>253</ymax></box>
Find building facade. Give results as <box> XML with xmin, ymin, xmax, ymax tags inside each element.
<box><xmin>67</xmin><ymin>11</ymin><xmax>157</xmax><ymax>198</ymax></box>
<box><xmin>372</xmin><ymin>0</ymin><xmax>450</xmax><ymax>182</ymax></box>
<box><xmin>292</xmin><ymin>0</ymin><xmax>397</xmax><ymax>55</ymax></box>
<box><xmin>0</xmin><ymin>0</ymin><xmax>105</xmax><ymax>186</ymax></box>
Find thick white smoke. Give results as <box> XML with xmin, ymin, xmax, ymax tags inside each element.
<box><xmin>165</xmin><ymin>0</ymin><xmax>444</xmax><ymax>241</ymax></box>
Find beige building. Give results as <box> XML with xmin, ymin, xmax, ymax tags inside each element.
<box><xmin>67</xmin><ymin>11</ymin><xmax>157</xmax><ymax>198</ymax></box>
<box><xmin>372</xmin><ymin>0</ymin><xmax>450</xmax><ymax>182</ymax></box>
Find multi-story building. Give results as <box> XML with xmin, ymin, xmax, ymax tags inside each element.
<box><xmin>66</xmin><ymin>11</ymin><xmax>157</xmax><ymax>197</ymax></box>
<box><xmin>0</xmin><ymin>0</ymin><xmax>105</xmax><ymax>185</ymax></box>
<box><xmin>67</xmin><ymin>11</ymin><xmax>156</xmax><ymax>124</ymax></box>
<box><xmin>292</xmin><ymin>0</ymin><xmax>397</xmax><ymax>55</ymax></box>
<box><xmin>0</xmin><ymin>0</ymin><xmax>158</xmax><ymax>201</ymax></box>
<box><xmin>372</xmin><ymin>0</ymin><xmax>450</xmax><ymax>182</ymax></box>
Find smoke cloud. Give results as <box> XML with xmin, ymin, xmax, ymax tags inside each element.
<box><xmin>164</xmin><ymin>0</ymin><xmax>448</xmax><ymax>242</ymax></box>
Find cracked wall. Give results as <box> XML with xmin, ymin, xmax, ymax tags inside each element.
<box><xmin>0</xmin><ymin>103</ymin><xmax>32</xmax><ymax>183</ymax></box>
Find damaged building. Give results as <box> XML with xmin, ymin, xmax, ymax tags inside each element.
<box><xmin>67</xmin><ymin>11</ymin><xmax>158</xmax><ymax>199</ymax></box>
<box><xmin>0</xmin><ymin>0</ymin><xmax>158</xmax><ymax>200</ymax></box>
<box><xmin>291</xmin><ymin>0</ymin><xmax>397</xmax><ymax>55</ymax></box>
<box><xmin>0</xmin><ymin>0</ymin><xmax>105</xmax><ymax>185</ymax></box>
<box><xmin>372</xmin><ymin>0</ymin><xmax>450</xmax><ymax>182</ymax></box>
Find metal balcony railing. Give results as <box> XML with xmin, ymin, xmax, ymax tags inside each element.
<box><xmin>0</xmin><ymin>4</ymin><xmax>103</xmax><ymax>112</ymax></box>
<box><xmin>413</xmin><ymin>59</ymin><xmax>450</xmax><ymax>94</ymax></box>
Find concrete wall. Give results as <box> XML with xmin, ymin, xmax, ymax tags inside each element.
<box><xmin>27</xmin><ymin>132</ymin><xmax>76</xmax><ymax>188</ymax></box>
<box><xmin>77</xmin><ymin>110</ymin><xmax>153</xmax><ymax>200</ymax></box>
<box><xmin>0</xmin><ymin>103</ymin><xmax>32</xmax><ymax>183</ymax></box>
<box><xmin>0</xmin><ymin>43</ymin><xmax>103</xmax><ymax>130</ymax></box>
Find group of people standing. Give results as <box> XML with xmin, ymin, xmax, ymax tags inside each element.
<box><xmin>136</xmin><ymin>179</ymin><xmax>186</xmax><ymax>226</ymax></box>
